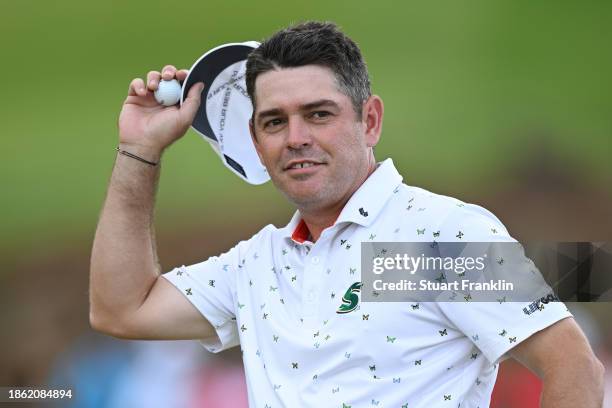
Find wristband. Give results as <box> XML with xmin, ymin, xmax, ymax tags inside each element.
<box><xmin>115</xmin><ymin>146</ymin><xmax>159</xmax><ymax>166</ymax></box>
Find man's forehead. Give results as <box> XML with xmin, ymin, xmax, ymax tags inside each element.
<box><xmin>253</xmin><ymin>65</ymin><xmax>346</xmax><ymax>112</ymax></box>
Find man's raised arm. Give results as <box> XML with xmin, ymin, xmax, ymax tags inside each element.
<box><xmin>89</xmin><ymin>65</ymin><xmax>213</xmax><ymax>340</ymax></box>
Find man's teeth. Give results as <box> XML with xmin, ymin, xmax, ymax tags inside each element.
<box><xmin>291</xmin><ymin>162</ymin><xmax>316</xmax><ymax>169</ymax></box>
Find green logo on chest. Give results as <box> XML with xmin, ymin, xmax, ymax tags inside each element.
<box><xmin>336</xmin><ymin>282</ymin><xmax>363</xmax><ymax>314</ymax></box>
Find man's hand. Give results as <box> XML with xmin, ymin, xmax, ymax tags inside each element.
<box><xmin>118</xmin><ymin>65</ymin><xmax>204</xmax><ymax>154</ymax></box>
<box><xmin>509</xmin><ymin>317</ymin><xmax>605</xmax><ymax>407</ymax></box>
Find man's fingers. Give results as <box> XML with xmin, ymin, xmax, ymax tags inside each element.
<box><xmin>128</xmin><ymin>78</ymin><xmax>146</xmax><ymax>97</ymax></box>
<box><xmin>146</xmin><ymin>71</ymin><xmax>161</xmax><ymax>91</ymax></box>
<box><xmin>161</xmin><ymin>65</ymin><xmax>177</xmax><ymax>81</ymax></box>
<box><xmin>126</xmin><ymin>66</ymin><xmax>188</xmax><ymax>102</ymax></box>
<box><xmin>179</xmin><ymin>82</ymin><xmax>205</xmax><ymax>124</ymax></box>
<box><xmin>176</xmin><ymin>69</ymin><xmax>189</xmax><ymax>82</ymax></box>
<box><xmin>145</xmin><ymin>67</ymin><xmax>185</xmax><ymax>92</ymax></box>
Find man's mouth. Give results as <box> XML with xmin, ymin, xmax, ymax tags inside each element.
<box><xmin>284</xmin><ymin>160</ymin><xmax>324</xmax><ymax>171</ymax></box>
<box><xmin>289</xmin><ymin>162</ymin><xmax>316</xmax><ymax>169</ymax></box>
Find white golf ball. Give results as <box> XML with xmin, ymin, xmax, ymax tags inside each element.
<box><xmin>154</xmin><ymin>79</ymin><xmax>182</xmax><ymax>106</ymax></box>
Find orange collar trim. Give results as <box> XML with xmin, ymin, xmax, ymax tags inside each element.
<box><xmin>290</xmin><ymin>215</ymin><xmax>342</xmax><ymax>244</ymax></box>
<box><xmin>291</xmin><ymin>219</ymin><xmax>311</xmax><ymax>243</ymax></box>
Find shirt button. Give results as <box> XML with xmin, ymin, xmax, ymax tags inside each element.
<box><xmin>308</xmin><ymin>291</ymin><xmax>315</xmax><ymax>301</ymax></box>
<box><xmin>311</xmin><ymin>256</ymin><xmax>320</xmax><ymax>264</ymax></box>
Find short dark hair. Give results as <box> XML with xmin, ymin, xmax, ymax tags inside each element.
<box><xmin>246</xmin><ymin>21</ymin><xmax>371</xmax><ymax>117</ymax></box>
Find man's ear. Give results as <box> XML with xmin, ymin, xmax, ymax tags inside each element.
<box><xmin>362</xmin><ymin>95</ymin><xmax>384</xmax><ymax>147</ymax></box>
<box><xmin>249</xmin><ymin>119</ymin><xmax>265</xmax><ymax>165</ymax></box>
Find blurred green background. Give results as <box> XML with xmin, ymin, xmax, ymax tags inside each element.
<box><xmin>0</xmin><ymin>0</ymin><xmax>612</xmax><ymax>408</ymax></box>
<box><xmin>2</xmin><ymin>0</ymin><xmax>611</xmax><ymax>260</ymax></box>
<box><xmin>1</xmin><ymin>1</ymin><xmax>612</xmax><ymax>400</ymax></box>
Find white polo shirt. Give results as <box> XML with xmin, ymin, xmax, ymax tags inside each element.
<box><xmin>163</xmin><ymin>158</ymin><xmax>571</xmax><ymax>408</ymax></box>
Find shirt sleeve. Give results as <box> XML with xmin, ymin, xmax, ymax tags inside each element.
<box><xmin>162</xmin><ymin>239</ymin><xmax>251</xmax><ymax>353</ymax></box>
<box><xmin>436</xmin><ymin>203</ymin><xmax>573</xmax><ymax>365</ymax></box>
<box><xmin>439</xmin><ymin>299</ymin><xmax>573</xmax><ymax>365</ymax></box>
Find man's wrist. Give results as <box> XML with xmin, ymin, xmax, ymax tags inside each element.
<box><xmin>117</xmin><ymin>143</ymin><xmax>164</xmax><ymax>163</ymax></box>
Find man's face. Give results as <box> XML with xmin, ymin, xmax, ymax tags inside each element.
<box><xmin>250</xmin><ymin>65</ymin><xmax>378</xmax><ymax>211</ymax></box>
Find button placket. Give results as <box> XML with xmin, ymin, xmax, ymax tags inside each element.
<box><xmin>302</xmin><ymin>252</ymin><xmax>324</xmax><ymax>325</ymax></box>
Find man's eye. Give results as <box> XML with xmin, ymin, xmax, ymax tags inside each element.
<box><xmin>264</xmin><ymin>118</ymin><xmax>283</xmax><ymax>128</ymax></box>
<box><xmin>311</xmin><ymin>111</ymin><xmax>331</xmax><ymax>119</ymax></box>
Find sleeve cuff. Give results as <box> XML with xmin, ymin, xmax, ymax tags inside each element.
<box><xmin>481</xmin><ymin>304</ymin><xmax>573</xmax><ymax>365</ymax></box>
<box><xmin>162</xmin><ymin>271</ymin><xmax>239</xmax><ymax>353</ymax></box>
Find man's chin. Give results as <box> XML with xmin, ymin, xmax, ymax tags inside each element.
<box><xmin>280</xmin><ymin>172</ymin><xmax>321</xmax><ymax>190</ymax></box>
<box><xmin>271</xmin><ymin>172</ymin><xmax>331</xmax><ymax>205</ymax></box>
<box><xmin>282</xmin><ymin>183</ymin><xmax>327</xmax><ymax>207</ymax></box>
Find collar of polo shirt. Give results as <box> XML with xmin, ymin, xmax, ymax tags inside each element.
<box><xmin>282</xmin><ymin>158</ymin><xmax>404</xmax><ymax>244</ymax></box>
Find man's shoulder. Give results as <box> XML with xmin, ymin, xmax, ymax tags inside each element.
<box><xmin>396</xmin><ymin>183</ymin><xmax>464</xmax><ymax>209</ymax></box>
<box><xmin>392</xmin><ymin>183</ymin><xmax>468</xmax><ymax>221</ymax></box>
<box><xmin>236</xmin><ymin>223</ymin><xmax>279</xmax><ymax>249</ymax></box>
<box><xmin>207</xmin><ymin>224</ymin><xmax>279</xmax><ymax>264</ymax></box>
<box><xmin>392</xmin><ymin>183</ymin><xmax>510</xmax><ymax>238</ymax></box>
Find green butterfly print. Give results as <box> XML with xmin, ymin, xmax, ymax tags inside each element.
<box><xmin>336</xmin><ymin>282</ymin><xmax>363</xmax><ymax>314</ymax></box>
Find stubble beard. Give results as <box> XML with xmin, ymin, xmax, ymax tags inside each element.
<box><xmin>276</xmin><ymin>155</ymin><xmax>368</xmax><ymax>215</ymax></box>
<box><xmin>273</xmin><ymin>169</ymin><xmax>338</xmax><ymax>212</ymax></box>
<box><xmin>273</xmin><ymin>125</ymin><xmax>370</xmax><ymax>213</ymax></box>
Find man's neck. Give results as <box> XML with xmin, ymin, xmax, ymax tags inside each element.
<box><xmin>299</xmin><ymin>203</ymin><xmax>345</xmax><ymax>243</ymax></box>
<box><xmin>298</xmin><ymin>158</ymin><xmax>378</xmax><ymax>242</ymax></box>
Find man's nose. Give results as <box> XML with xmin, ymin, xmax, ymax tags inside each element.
<box><xmin>285</xmin><ymin>117</ymin><xmax>312</xmax><ymax>149</ymax></box>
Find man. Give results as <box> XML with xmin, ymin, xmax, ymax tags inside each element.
<box><xmin>90</xmin><ymin>21</ymin><xmax>604</xmax><ymax>407</ymax></box>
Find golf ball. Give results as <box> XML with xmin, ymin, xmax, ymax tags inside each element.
<box><xmin>154</xmin><ymin>79</ymin><xmax>182</xmax><ymax>106</ymax></box>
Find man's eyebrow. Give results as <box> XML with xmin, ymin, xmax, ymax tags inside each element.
<box><xmin>301</xmin><ymin>99</ymin><xmax>341</xmax><ymax>111</ymax></box>
<box><xmin>255</xmin><ymin>99</ymin><xmax>341</xmax><ymax>124</ymax></box>
<box><xmin>255</xmin><ymin>108</ymin><xmax>283</xmax><ymax>124</ymax></box>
